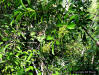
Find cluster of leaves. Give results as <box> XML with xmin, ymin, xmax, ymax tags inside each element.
<box><xmin>0</xmin><ymin>0</ymin><xmax>99</xmax><ymax>75</ymax></box>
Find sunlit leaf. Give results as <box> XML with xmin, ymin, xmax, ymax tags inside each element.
<box><xmin>27</xmin><ymin>53</ymin><xmax>32</xmax><ymax>61</ymax></box>
<box><xmin>0</xmin><ymin>42</ymin><xmax>3</xmax><ymax>45</ymax></box>
<box><xmin>67</xmin><ymin>23</ymin><xmax>76</xmax><ymax>29</ymax></box>
<box><xmin>52</xmin><ymin>41</ymin><xmax>54</xmax><ymax>55</ymax></box>
<box><xmin>30</xmin><ymin>32</ymin><xmax>36</xmax><ymax>36</ymax></box>
<box><xmin>46</xmin><ymin>35</ymin><xmax>54</xmax><ymax>40</ymax></box>
<box><xmin>26</xmin><ymin>8</ymin><xmax>35</xmax><ymax>12</ymax></box>
<box><xmin>0</xmin><ymin>54</ymin><xmax>2</xmax><ymax>58</ymax></box>
<box><xmin>26</xmin><ymin>66</ymin><xmax>34</xmax><ymax>72</ymax></box>
<box><xmin>37</xmin><ymin>35</ymin><xmax>45</xmax><ymax>42</ymax></box>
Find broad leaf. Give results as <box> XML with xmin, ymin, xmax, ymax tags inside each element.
<box><xmin>67</xmin><ymin>23</ymin><xmax>76</xmax><ymax>29</ymax></box>
<box><xmin>46</xmin><ymin>35</ymin><xmax>54</xmax><ymax>40</ymax></box>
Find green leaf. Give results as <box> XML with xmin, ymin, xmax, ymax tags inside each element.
<box><xmin>29</xmin><ymin>73</ymin><xmax>33</xmax><ymax>75</ymax></box>
<box><xmin>52</xmin><ymin>42</ymin><xmax>54</xmax><ymax>55</ymax></box>
<box><xmin>52</xmin><ymin>71</ymin><xmax>60</xmax><ymax>75</ymax></box>
<box><xmin>10</xmin><ymin>19</ymin><xmax>14</xmax><ymax>26</ymax></box>
<box><xmin>70</xmin><ymin>15</ymin><xmax>78</xmax><ymax>21</ymax></box>
<box><xmin>30</xmin><ymin>32</ymin><xmax>36</xmax><ymax>36</ymax></box>
<box><xmin>38</xmin><ymin>73</ymin><xmax>42</xmax><ymax>75</ymax></box>
<box><xmin>2</xmin><ymin>37</ymin><xmax>8</xmax><ymax>41</ymax></box>
<box><xmin>20</xmin><ymin>0</ymin><xmax>26</xmax><ymax>9</ymax></box>
<box><xmin>26</xmin><ymin>66</ymin><xmax>34</xmax><ymax>72</ymax></box>
<box><xmin>56</xmin><ymin>40</ymin><xmax>60</xmax><ymax>45</ymax></box>
<box><xmin>16</xmin><ymin>12</ymin><xmax>23</xmax><ymax>22</ymax></box>
<box><xmin>46</xmin><ymin>35</ymin><xmax>54</xmax><ymax>40</ymax></box>
<box><xmin>21</xmin><ymin>32</ymin><xmax>26</xmax><ymax>40</ymax></box>
<box><xmin>14</xmin><ymin>10</ymin><xmax>20</xmax><ymax>16</ymax></box>
<box><xmin>0</xmin><ymin>42</ymin><xmax>3</xmax><ymax>45</ymax></box>
<box><xmin>37</xmin><ymin>35</ymin><xmax>45</xmax><ymax>42</ymax></box>
<box><xmin>67</xmin><ymin>23</ymin><xmax>76</xmax><ymax>29</ymax></box>
<box><xmin>16</xmin><ymin>46</ymin><xmax>21</xmax><ymax>50</ymax></box>
<box><xmin>56</xmin><ymin>23</ymin><xmax>63</xmax><ymax>27</ymax></box>
<box><xmin>27</xmin><ymin>0</ymin><xmax>31</xmax><ymax>5</ymax></box>
<box><xmin>4</xmin><ymin>44</ymin><xmax>11</xmax><ymax>51</ymax></box>
<box><xmin>56</xmin><ymin>23</ymin><xmax>67</xmax><ymax>27</ymax></box>
<box><xmin>0</xmin><ymin>54</ymin><xmax>2</xmax><ymax>58</ymax></box>
<box><xmin>64</xmin><ymin>13</ymin><xmax>69</xmax><ymax>19</ymax></box>
<box><xmin>26</xmin><ymin>8</ymin><xmax>35</xmax><ymax>12</ymax></box>
<box><xmin>0</xmin><ymin>44</ymin><xmax>11</xmax><ymax>53</ymax></box>
<box><xmin>17</xmin><ymin>69</ymin><xmax>24</xmax><ymax>75</ymax></box>
<box><xmin>27</xmin><ymin>53</ymin><xmax>32</xmax><ymax>61</ymax></box>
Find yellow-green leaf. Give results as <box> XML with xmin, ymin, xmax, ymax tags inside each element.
<box><xmin>67</xmin><ymin>23</ymin><xmax>76</xmax><ymax>29</ymax></box>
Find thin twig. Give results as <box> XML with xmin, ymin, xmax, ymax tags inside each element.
<box><xmin>82</xmin><ymin>26</ymin><xmax>96</xmax><ymax>42</ymax></box>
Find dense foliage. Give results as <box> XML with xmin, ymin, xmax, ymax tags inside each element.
<box><xmin>0</xmin><ymin>0</ymin><xmax>99</xmax><ymax>75</ymax></box>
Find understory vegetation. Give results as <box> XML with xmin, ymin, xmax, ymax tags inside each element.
<box><xmin>0</xmin><ymin>0</ymin><xmax>99</xmax><ymax>75</ymax></box>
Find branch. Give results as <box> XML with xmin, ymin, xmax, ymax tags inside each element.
<box><xmin>82</xmin><ymin>26</ymin><xmax>96</xmax><ymax>42</ymax></box>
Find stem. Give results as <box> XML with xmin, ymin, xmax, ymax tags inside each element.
<box><xmin>82</xmin><ymin>26</ymin><xmax>96</xmax><ymax>42</ymax></box>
